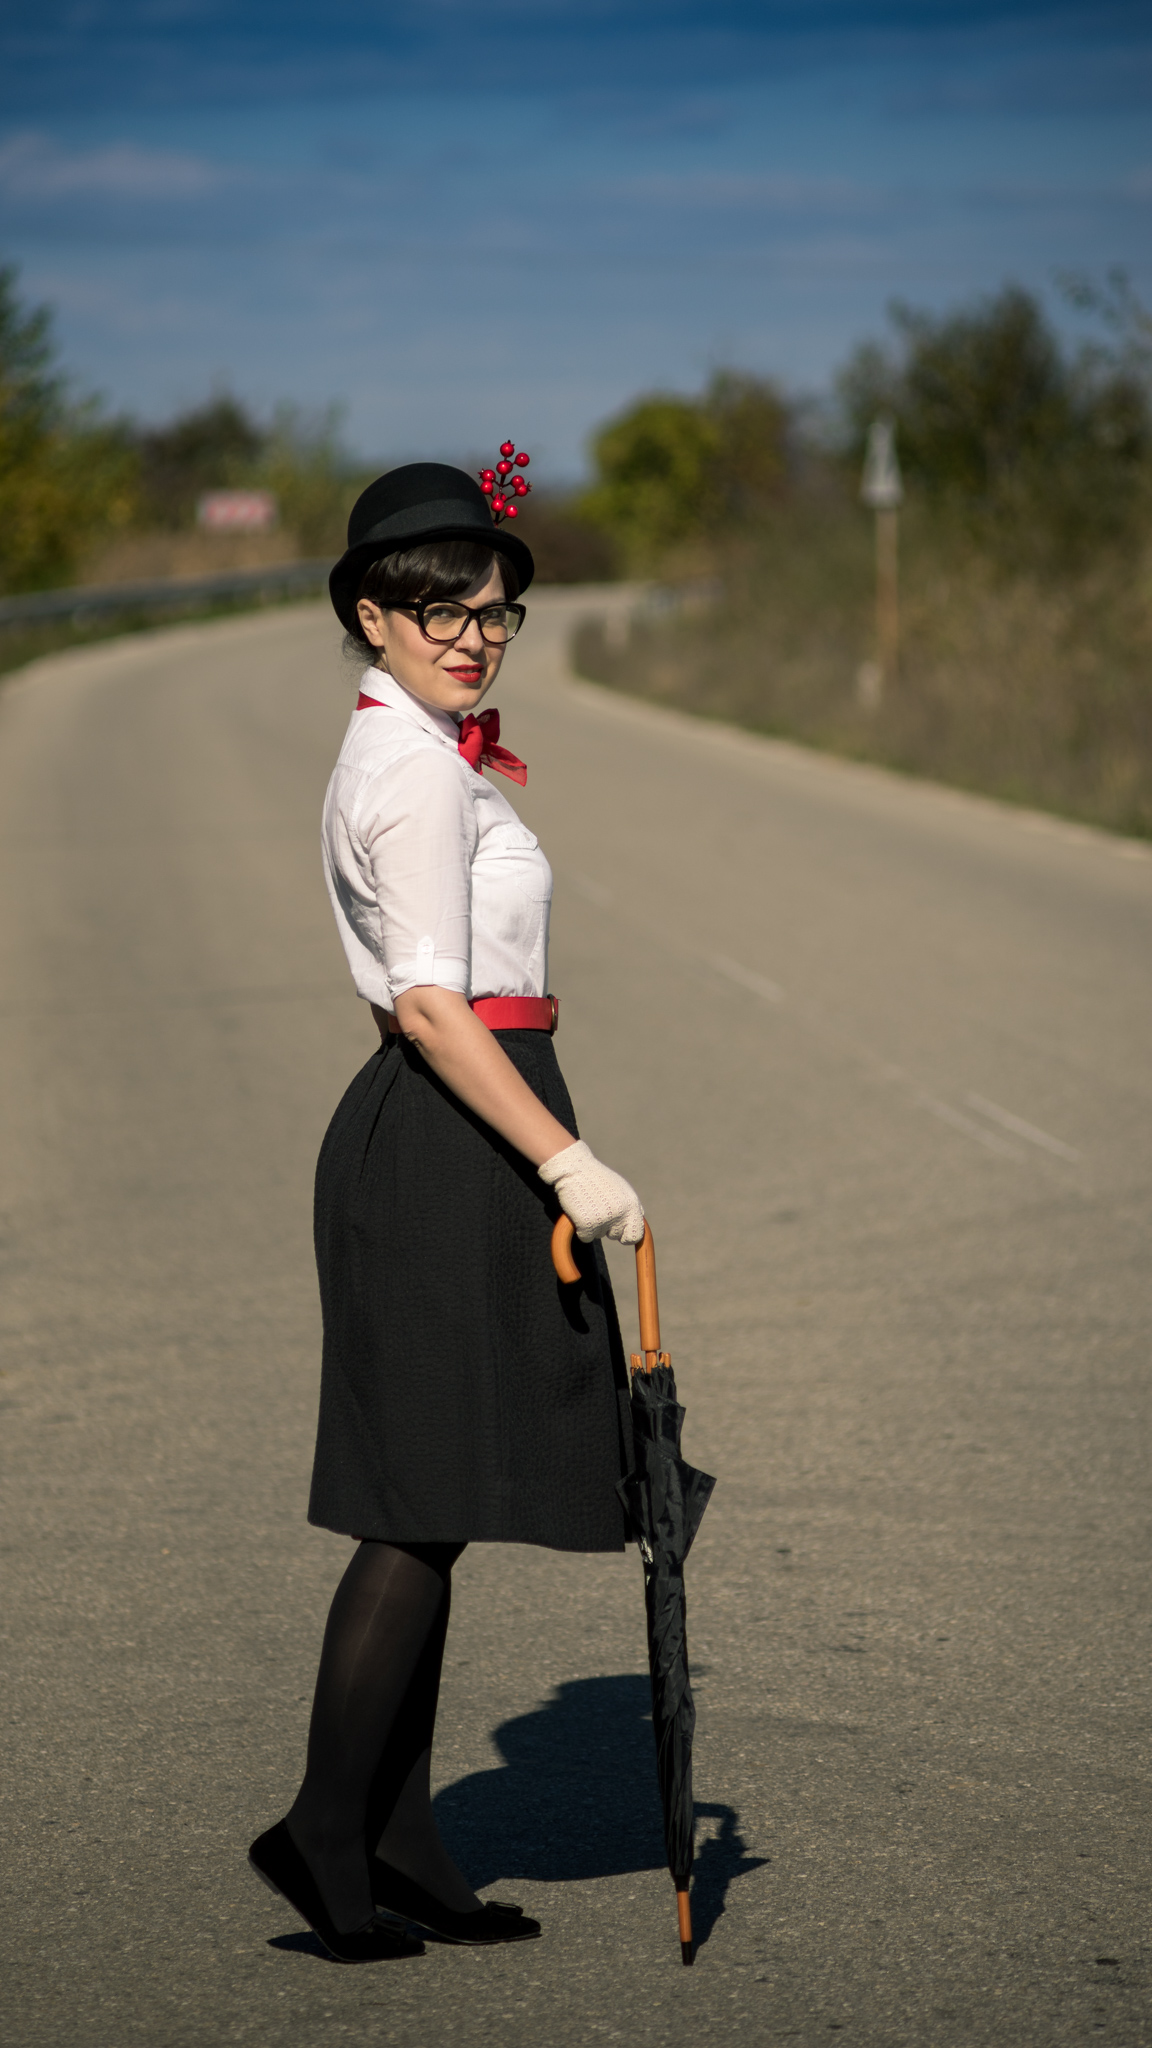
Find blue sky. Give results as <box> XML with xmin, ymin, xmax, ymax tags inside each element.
<box><xmin>1</xmin><ymin>2</ymin><xmax>1150</xmax><ymax>475</ymax></box>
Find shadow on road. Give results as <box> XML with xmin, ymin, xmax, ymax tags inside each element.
<box><xmin>690</xmin><ymin>1801</ymin><xmax>769</xmax><ymax>1948</ymax></box>
<box><xmin>267</xmin><ymin>1930</ymin><xmax>334</xmax><ymax>1961</ymax></box>
<box><xmin>436</xmin><ymin>1673</ymin><xmax>765</xmax><ymax>1946</ymax></box>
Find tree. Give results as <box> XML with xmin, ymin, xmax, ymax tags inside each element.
<box><xmin>580</xmin><ymin>394</ymin><xmax>722</xmax><ymax>565</ymax></box>
<box><xmin>838</xmin><ymin>284</ymin><xmax>1152</xmax><ymax>562</ymax></box>
<box><xmin>579</xmin><ymin>372</ymin><xmax>790</xmax><ymax>568</ymax></box>
<box><xmin>260</xmin><ymin>403</ymin><xmax>360</xmax><ymax>557</ymax></box>
<box><xmin>0</xmin><ymin>264</ymin><xmax>137</xmax><ymax>592</ymax></box>
<box><xmin>131</xmin><ymin>395</ymin><xmax>266</xmax><ymax>529</ymax></box>
<box><xmin>707</xmin><ymin>371</ymin><xmax>789</xmax><ymax>521</ymax></box>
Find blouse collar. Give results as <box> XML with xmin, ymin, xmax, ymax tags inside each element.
<box><xmin>361</xmin><ymin>667</ymin><xmax>462</xmax><ymax>748</ymax></box>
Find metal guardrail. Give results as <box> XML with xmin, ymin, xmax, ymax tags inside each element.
<box><xmin>0</xmin><ymin>558</ymin><xmax>332</xmax><ymax>630</ymax></box>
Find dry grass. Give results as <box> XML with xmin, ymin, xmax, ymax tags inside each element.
<box><xmin>573</xmin><ymin>502</ymin><xmax>1152</xmax><ymax>839</ymax></box>
<box><xmin>77</xmin><ymin>528</ymin><xmax>305</xmax><ymax>586</ymax></box>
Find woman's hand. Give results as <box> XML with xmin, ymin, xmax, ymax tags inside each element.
<box><xmin>390</xmin><ymin>986</ymin><xmax>579</xmax><ymax>1166</ymax></box>
<box><xmin>537</xmin><ymin>1139</ymin><xmax>645</xmax><ymax>1245</ymax></box>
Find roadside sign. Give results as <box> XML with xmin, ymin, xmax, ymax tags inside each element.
<box><xmin>197</xmin><ymin>491</ymin><xmax>278</xmax><ymax>533</ymax></box>
<box><xmin>860</xmin><ymin>418</ymin><xmax>903</xmax><ymax>510</ymax></box>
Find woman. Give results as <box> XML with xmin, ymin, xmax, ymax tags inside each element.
<box><xmin>249</xmin><ymin>463</ymin><xmax>645</xmax><ymax>1963</ymax></box>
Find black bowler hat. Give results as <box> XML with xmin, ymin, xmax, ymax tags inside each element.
<box><xmin>328</xmin><ymin>462</ymin><xmax>534</xmax><ymax>630</ymax></box>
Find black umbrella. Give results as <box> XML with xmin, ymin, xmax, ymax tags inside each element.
<box><xmin>552</xmin><ymin>1216</ymin><xmax>716</xmax><ymax>1965</ymax></box>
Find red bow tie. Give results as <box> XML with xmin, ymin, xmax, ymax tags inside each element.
<box><xmin>356</xmin><ymin>693</ymin><xmax>527</xmax><ymax>787</ymax></box>
<box><xmin>456</xmin><ymin>708</ymin><xmax>527</xmax><ymax>787</ymax></box>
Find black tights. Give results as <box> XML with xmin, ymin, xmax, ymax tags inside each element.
<box><xmin>286</xmin><ymin>1539</ymin><xmax>474</xmax><ymax>1933</ymax></box>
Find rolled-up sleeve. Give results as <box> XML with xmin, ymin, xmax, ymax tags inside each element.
<box><xmin>358</xmin><ymin>745</ymin><xmax>477</xmax><ymax>998</ymax></box>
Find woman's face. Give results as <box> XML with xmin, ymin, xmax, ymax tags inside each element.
<box><xmin>356</xmin><ymin>561</ymin><xmax>510</xmax><ymax>717</ymax></box>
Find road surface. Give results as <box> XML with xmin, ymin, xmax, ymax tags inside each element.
<box><xmin>2</xmin><ymin>592</ymin><xmax>1151</xmax><ymax>2046</ymax></box>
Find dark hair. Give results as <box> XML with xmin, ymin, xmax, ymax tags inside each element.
<box><xmin>344</xmin><ymin>539</ymin><xmax>521</xmax><ymax>663</ymax></box>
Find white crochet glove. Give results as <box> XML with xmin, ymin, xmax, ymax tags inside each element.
<box><xmin>538</xmin><ymin>1139</ymin><xmax>645</xmax><ymax>1246</ymax></box>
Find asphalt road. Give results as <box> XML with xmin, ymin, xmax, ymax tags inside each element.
<box><xmin>2</xmin><ymin>592</ymin><xmax>1151</xmax><ymax>2048</ymax></box>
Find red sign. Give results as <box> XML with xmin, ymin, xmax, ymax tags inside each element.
<box><xmin>197</xmin><ymin>490</ymin><xmax>278</xmax><ymax>532</ymax></box>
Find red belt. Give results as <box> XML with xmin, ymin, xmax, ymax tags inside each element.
<box><xmin>387</xmin><ymin>995</ymin><xmax>558</xmax><ymax>1034</ymax></box>
<box><xmin>473</xmin><ymin>994</ymin><xmax>558</xmax><ymax>1033</ymax></box>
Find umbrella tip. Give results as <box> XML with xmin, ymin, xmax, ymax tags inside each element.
<box><xmin>680</xmin><ymin>1939</ymin><xmax>695</xmax><ymax>1966</ymax></box>
<box><xmin>677</xmin><ymin>1888</ymin><xmax>694</xmax><ymax>1965</ymax></box>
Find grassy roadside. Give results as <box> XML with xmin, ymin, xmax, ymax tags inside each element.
<box><xmin>572</xmin><ymin>503</ymin><xmax>1152</xmax><ymax>841</ymax></box>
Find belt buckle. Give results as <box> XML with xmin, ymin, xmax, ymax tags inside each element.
<box><xmin>548</xmin><ymin>994</ymin><xmax>559</xmax><ymax>1035</ymax></box>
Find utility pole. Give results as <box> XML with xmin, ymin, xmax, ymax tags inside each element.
<box><xmin>859</xmin><ymin>417</ymin><xmax>903</xmax><ymax>709</ymax></box>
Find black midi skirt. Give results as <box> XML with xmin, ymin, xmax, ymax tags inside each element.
<box><xmin>308</xmin><ymin>1029</ymin><xmax>633</xmax><ymax>1552</ymax></box>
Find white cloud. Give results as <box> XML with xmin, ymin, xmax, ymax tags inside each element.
<box><xmin>0</xmin><ymin>131</ymin><xmax>220</xmax><ymax>201</ymax></box>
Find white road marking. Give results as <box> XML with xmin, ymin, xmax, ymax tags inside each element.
<box><xmin>708</xmin><ymin>957</ymin><xmax>1035</xmax><ymax>1161</ymax></box>
<box><xmin>915</xmin><ymin>1094</ymin><xmax>1027</xmax><ymax>1160</ymax></box>
<box><xmin>712</xmin><ymin>955</ymin><xmax>784</xmax><ymax>1003</ymax></box>
<box><xmin>965</xmin><ymin>1093</ymin><xmax>1081</xmax><ymax>1161</ymax></box>
<box><xmin>556</xmin><ymin>913</ymin><xmax>1080</xmax><ymax>1175</ymax></box>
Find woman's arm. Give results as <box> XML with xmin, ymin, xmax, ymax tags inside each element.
<box><xmin>391</xmin><ymin>986</ymin><xmax>576</xmax><ymax>1166</ymax></box>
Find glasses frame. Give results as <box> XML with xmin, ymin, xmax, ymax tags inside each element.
<box><xmin>385</xmin><ymin>597</ymin><xmax>527</xmax><ymax>646</ymax></box>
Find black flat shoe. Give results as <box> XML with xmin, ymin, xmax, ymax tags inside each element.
<box><xmin>371</xmin><ymin>1858</ymin><xmax>541</xmax><ymax>1945</ymax></box>
<box><xmin>249</xmin><ymin>1821</ymin><xmax>425</xmax><ymax>1963</ymax></box>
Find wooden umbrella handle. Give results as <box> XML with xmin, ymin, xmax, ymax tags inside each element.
<box><xmin>549</xmin><ymin>1211</ymin><xmax>582</xmax><ymax>1284</ymax></box>
<box><xmin>549</xmin><ymin>1215</ymin><xmax>668</xmax><ymax>1373</ymax></box>
<box><xmin>634</xmin><ymin>1220</ymin><xmax>661</xmax><ymax>1357</ymax></box>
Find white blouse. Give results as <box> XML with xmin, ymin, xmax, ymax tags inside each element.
<box><xmin>321</xmin><ymin>668</ymin><xmax>552</xmax><ymax>1013</ymax></box>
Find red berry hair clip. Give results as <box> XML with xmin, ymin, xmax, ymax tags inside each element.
<box><xmin>478</xmin><ymin>439</ymin><xmax>532</xmax><ymax>522</ymax></box>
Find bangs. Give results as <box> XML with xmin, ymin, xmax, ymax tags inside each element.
<box><xmin>356</xmin><ymin>541</ymin><xmax>520</xmax><ymax>610</ymax></box>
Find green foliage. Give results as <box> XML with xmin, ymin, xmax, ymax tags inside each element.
<box><xmin>707</xmin><ymin>371</ymin><xmax>790</xmax><ymax>519</ymax></box>
<box><xmin>579</xmin><ymin>371</ymin><xmax>789</xmax><ymax>568</ymax></box>
<box><xmin>574</xmin><ymin>485</ymin><xmax>1152</xmax><ymax>839</ymax></box>
<box><xmin>259</xmin><ymin>405</ymin><xmax>366</xmax><ymax>557</ymax></box>
<box><xmin>580</xmin><ymin>394</ymin><xmax>722</xmax><ymax>565</ymax></box>
<box><xmin>131</xmin><ymin>395</ymin><xmax>264</xmax><ymax>529</ymax></box>
<box><xmin>0</xmin><ymin>264</ymin><xmax>60</xmax><ymax>426</ymax></box>
<box><xmin>574</xmin><ymin>277</ymin><xmax>1152</xmax><ymax>840</ymax></box>
<box><xmin>512</xmin><ymin>495</ymin><xmax>619</xmax><ymax>583</ymax></box>
<box><xmin>125</xmin><ymin>393</ymin><xmax>364</xmax><ymax>556</ymax></box>
<box><xmin>0</xmin><ymin>265</ymin><xmax>137</xmax><ymax>593</ymax></box>
<box><xmin>838</xmin><ymin>284</ymin><xmax>1152</xmax><ymax>564</ymax></box>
